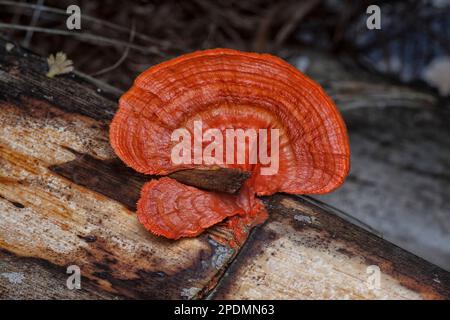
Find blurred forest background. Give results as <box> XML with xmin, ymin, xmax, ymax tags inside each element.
<box><xmin>1</xmin><ymin>0</ymin><xmax>450</xmax><ymax>270</ymax></box>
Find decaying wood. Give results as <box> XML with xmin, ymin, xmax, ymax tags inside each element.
<box><xmin>48</xmin><ymin>151</ymin><xmax>249</xmax><ymax>212</ymax></box>
<box><xmin>318</xmin><ymin>105</ymin><xmax>450</xmax><ymax>270</ymax></box>
<box><xmin>0</xmin><ymin>249</ymin><xmax>117</xmax><ymax>299</ymax></box>
<box><xmin>210</xmin><ymin>195</ymin><xmax>450</xmax><ymax>299</ymax></box>
<box><xmin>291</xmin><ymin>49</ymin><xmax>438</xmax><ymax>112</ymax></box>
<box><xmin>0</xmin><ymin>41</ymin><xmax>240</xmax><ymax>299</ymax></box>
<box><xmin>0</xmin><ymin>38</ymin><xmax>449</xmax><ymax>299</ymax></box>
<box><xmin>0</xmin><ymin>98</ymin><xmax>239</xmax><ymax>299</ymax></box>
<box><xmin>169</xmin><ymin>168</ymin><xmax>251</xmax><ymax>194</ymax></box>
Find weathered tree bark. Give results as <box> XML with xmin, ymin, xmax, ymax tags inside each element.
<box><xmin>169</xmin><ymin>168</ymin><xmax>251</xmax><ymax>194</ymax></box>
<box><xmin>0</xmin><ymin>38</ymin><xmax>449</xmax><ymax>299</ymax></box>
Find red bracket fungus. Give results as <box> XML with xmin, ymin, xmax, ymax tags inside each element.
<box><xmin>110</xmin><ymin>48</ymin><xmax>350</xmax><ymax>245</ymax></box>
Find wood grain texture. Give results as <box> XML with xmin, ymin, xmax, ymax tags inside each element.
<box><xmin>293</xmin><ymin>49</ymin><xmax>438</xmax><ymax>112</ymax></box>
<box><xmin>0</xmin><ymin>249</ymin><xmax>117</xmax><ymax>300</ymax></box>
<box><xmin>0</xmin><ymin>40</ymin><xmax>239</xmax><ymax>299</ymax></box>
<box><xmin>0</xmin><ymin>99</ymin><xmax>240</xmax><ymax>299</ymax></box>
<box><xmin>210</xmin><ymin>195</ymin><xmax>450</xmax><ymax>299</ymax></box>
<box><xmin>169</xmin><ymin>168</ymin><xmax>251</xmax><ymax>194</ymax></box>
<box><xmin>0</xmin><ymin>38</ymin><xmax>449</xmax><ymax>299</ymax></box>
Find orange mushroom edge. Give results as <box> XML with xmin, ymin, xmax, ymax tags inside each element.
<box><xmin>109</xmin><ymin>48</ymin><xmax>350</xmax><ymax>247</ymax></box>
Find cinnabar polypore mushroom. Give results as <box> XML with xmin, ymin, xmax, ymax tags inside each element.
<box><xmin>110</xmin><ymin>48</ymin><xmax>350</xmax><ymax>242</ymax></box>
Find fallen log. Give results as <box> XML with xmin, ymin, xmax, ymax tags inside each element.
<box><xmin>0</xmin><ymin>38</ymin><xmax>449</xmax><ymax>299</ymax></box>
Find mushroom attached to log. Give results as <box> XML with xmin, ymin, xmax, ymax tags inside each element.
<box><xmin>110</xmin><ymin>48</ymin><xmax>350</xmax><ymax>244</ymax></box>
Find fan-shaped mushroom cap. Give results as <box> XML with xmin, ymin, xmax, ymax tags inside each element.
<box><xmin>137</xmin><ymin>177</ymin><xmax>245</xmax><ymax>239</ymax></box>
<box><xmin>110</xmin><ymin>48</ymin><xmax>350</xmax><ymax>196</ymax></box>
